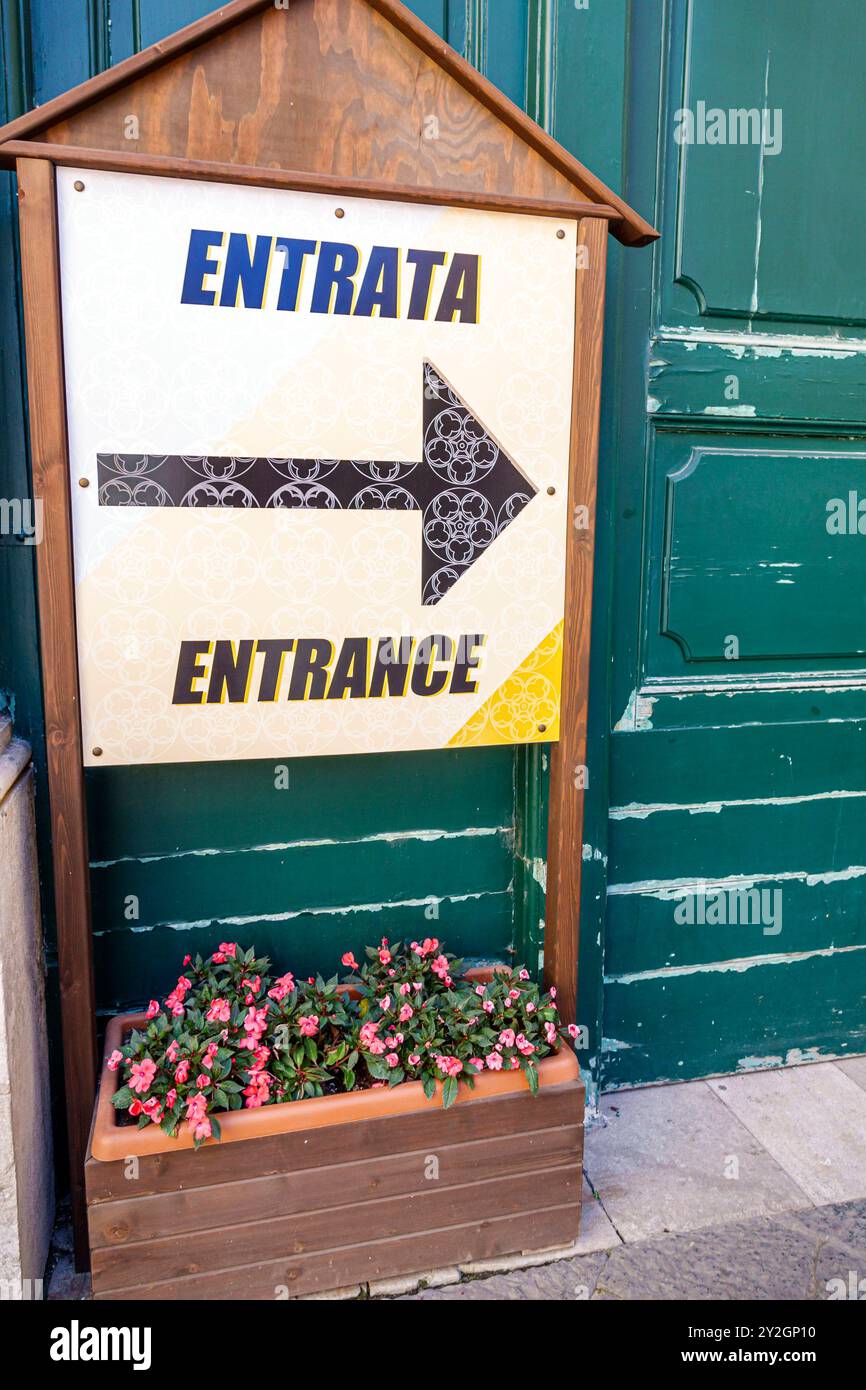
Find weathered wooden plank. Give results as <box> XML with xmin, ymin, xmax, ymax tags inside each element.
<box><xmin>544</xmin><ymin>216</ymin><xmax>608</xmax><ymax>1025</ymax></box>
<box><xmin>607</xmin><ymin>873</ymin><xmax>866</xmax><ymax>976</ymax></box>
<box><xmin>92</xmin><ymin>894</ymin><xmax>513</xmax><ymax>1014</ymax></box>
<box><xmin>609</xmin><ymin>795</ymin><xmax>866</xmax><ymax>889</ymax></box>
<box><xmin>17</xmin><ymin>155</ymin><xmax>96</xmax><ymax>1268</ymax></box>
<box><xmin>91</xmin><ymin>1163</ymin><xmax>579</xmax><ymax>1291</ymax></box>
<box><xmin>85</xmin><ymin>1081</ymin><xmax>584</xmax><ymax>1201</ymax></box>
<box><xmin>93</xmin><ymin>1202</ymin><xmax>579</xmax><ymax>1300</ymax></box>
<box><xmin>90</xmin><ymin>824</ymin><xmax>512</xmax><ymax>930</ymax></box>
<box><xmin>86</xmin><ymin>747</ymin><xmax>514</xmax><ymax>861</ymax></box>
<box><xmin>88</xmin><ymin>1122</ymin><xmax>582</xmax><ymax>1247</ymax></box>
<box><xmin>602</xmin><ymin>949</ymin><xmax>866</xmax><ymax>1090</ymax></box>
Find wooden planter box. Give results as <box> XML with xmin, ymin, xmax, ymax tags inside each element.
<box><xmin>86</xmin><ymin>1012</ymin><xmax>585</xmax><ymax>1300</ymax></box>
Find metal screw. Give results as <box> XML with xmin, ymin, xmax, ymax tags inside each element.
<box><xmin>556</xmin><ymin>229</ymin><xmax>565</xmax><ymax>239</ymax></box>
<box><xmin>335</xmin><ymin>208</ymin><xmax>345</xmax><ymax>219</ymax></box>
<box><xmin>537</xmin><ymin>724</ymin><xmax>548</xmax><ymax>734</ymax></box>
<box><xmin>74</xmin><ymin>180</ymin><xmax>85</xmax><ymax>192</ymax></box>
<box><xmin>92</xmin><ymin>746</ymin><xmax>103</xmax><ymax>757</ymax></box>
<box><xmin>78</xmin><ymin>477</ymin><xmax>90</xmax><ymax>488</ymax></box>
<box><xmin>547</xmin><ymin>486</ymin><xmax>556</xmax><ymax>496</ymax></box>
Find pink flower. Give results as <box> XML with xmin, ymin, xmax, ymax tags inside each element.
<box><xmin>550</xmin><ymin>986</ymin><xmax>557</xmax><ymax>999</ymax></box>
<box><xmin>545</xmin><ymin>1022</ymin><xmax>557</xmax><ymax>1044</ymax></box>
<box><xmin>142</xmin><ymin>1096</ymin><xmax>163</xmax><ymax>1123</ymax></box>
<box><xmin>379</xmin><ymin>995</ymin><xmax>391</xmax><ymax>1012</ymax></box>
<box><xmin>485</xmin><ymin>1052</ymin><xmax>503</xmax><ymax>1071</ymax></box>
<box><xmin>508</xmin><ymin>989</ymin><xmax>520</xmax><ymax>1002</ymax></box>
<box><xmin>475</xmin><ymin>985</ymin><xmax>485</xmax><ymax>997</ymax></box>
<box><xmin>510</xmin><ymin>1057</ymin><xmax>520</xmax><ymax>1069</ymax></box>
<box><xmin>195</xmin><ymin>1073</ymin><xmax>209</xmax><ymax>1089</ymax></box>
<box><xmin>567</xmin><ymin>1023</ymin><xmax>579</xmax><ymax>1040</ymax></box>
<box><xmin>341</xmin><ymin>952</ymin><xmax>359</xmax><ymax>970</ymax></box>
<box><xmin>165</xmin><ymin>1088</ymin><xmax>177</xmax><ymax>1108</ymax></box>
<box><xmin>129</xmin><ymin>1099</ymin><xmax>143</xmax><ymax>1117</ymax></box>
<box><xmin>106</xmin><ymin>1049</ymin><xmax>124</xmax><ymax>1072</ymax></box>
<box><xmin>174</xmin><ymin>1059</ymin><xmax>190</xmax><ymax>1084</ymax></box>
<box><xmin>420</xmin><ymin>937</ymin><xmax>439</xmax><ymax>957</ymax></box>
<box><xmin>129</xmin><ymin>1059</ymin><xmax>156</xmax><ymax>1094</ymax></box>
<box><xmin>408</xmin><ymin>1054</ymin><xmax>421</xmax><ymax>1066</ymax></box>
<box><xmin>193</xmin><ymin>1118</ymin><xmax>212</xmax><ymax>1142</ymax></box>
<box><xmin>359</xmin><ymin>1022</ymin><xmax>380</xmax><ymax>1045</ymax></box>
<box><xmin>379</xmin><ymin>948</ymin><xmax>392</xmax><ymax>965</ymax></box>
<box><xmin>469</xmin><ymin>1058</ymin><xmax>485</xmax><ymax>1071</ymax></box>
<box><xmin>182</xmin><ymin>955</ymin><xmax>192</xmax><ymax>967</ymax></box>
<box><xmin>145</xmin><ymin>1000</ymin><xmax>160</xmax><ymax>1020</ymax></box>
<box><xmin>519</xmin><ymin>969</ymin><xmax>530</xmax><ymax>981</ymax></box>
<box><xmin>394</xmin><ymin>1032</ymin><xmax>404</xmax><ymax>1045</ymax></box>
<box><xmin>185</xmin><ymin>1092</ymin><xmax>207</xmax><ymax>1121</ymax></box>
<box><xmin>526</xmin><ymin>1002</ymin><xmax>536</xmax><ymax>1014</ymax></box>
<box><xmin>368</xmin><ymin>1037</ymin><xmax>387</xmax><ymax>1055</ymax></box>
<box><xmin>299</xmin><ymin>1015</ymin><xmax>319</xmax><ymax>1038</ymax></box>
<box><xmin>413</xmin><ymin>982</ymin><xmax>422</xmax><ymax>992</ymax></box>
<box><xmin>398</xmin><ymin>1004</ymin><xmax>413</xmax><ymax>1022</ymax></box>
<box><xmin>516</xmin><ymin>1033</ymin><xmax>535</xmax><ymax>1056</ymax></box>
<box><xmin>435</xmin><ymin>1055</ymin><xmax>463</xmax><ymax>1078</ymax></box>
<box><xmin>267</xmin><ymin>972</ymin><xmax>295</xmax><ymax>1001</ymax></box>
<box><xmin>219</xmin><ymin>943</ymin><xmax>237</xmax><ymax>958</ymax></box>
<box><xmin>386</xmin><ymin>1053</ymin><xmax>399</xmax><ymax>1068</ymax></box>
<box><xmin>431</xmin><ymin>955</ymin><xmax>450</xmax><ymax>979</ymax></box>
<box><xmin>482</xmin><ymin>1000</ymin><xmax>494</xmax><ymax>1014</ymax></box>
<box><xmin>399</xmin><ymin>983</ymin><xmax>411</xmax><ymax>996</ymax></box>
<box><xmin>166</xmin><ymin>1041</ymin><xmax>179</xmax><ymax>1063</ymax></box>
<box><xmin>498</xmin><ymin>1029</ymin><xmax>515</xmax><ymax>1048</ymax></box>
<box><xmin>206</xmin><ymin>997</ymin><xmax>230</xmax><ymax>1023</ymax></box>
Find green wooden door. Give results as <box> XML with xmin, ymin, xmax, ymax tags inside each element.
<box><xmin>594</xmin><ymin>0</ymin><xmax>866</xmax><ymax>1088</ymax></box>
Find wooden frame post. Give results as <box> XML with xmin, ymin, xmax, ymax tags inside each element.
<box><xmin>17</xmin><ymin>155</ymin><xmax>97</xmax><ymax>1269</ymax></box>
<box><xmin>544</xmin><ymin>215</ymin><xmax>609</xmax><ymax>1025</ymax></box>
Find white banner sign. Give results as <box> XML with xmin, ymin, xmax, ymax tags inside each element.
<box><xmin>57</xmin><ymin>168</ymin><xmax>576</xmax><ymax>765</ymax></box>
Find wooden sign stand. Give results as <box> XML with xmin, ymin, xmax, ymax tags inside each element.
<box><xmin>0</xmin><ymin>0</ymin><xmax>655</xmax><ymax>1268</ymax></box>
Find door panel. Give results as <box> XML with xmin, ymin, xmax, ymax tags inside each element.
<box><xmin>603</xmin><ymin>0</ymin><xmax>866</xmax><ymax>1086</ymax></box>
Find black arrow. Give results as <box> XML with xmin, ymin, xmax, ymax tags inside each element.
<box><xmin>96</xmin><ymin>362</ymin><xmax>536</xmax><ymax>604</ymax></box>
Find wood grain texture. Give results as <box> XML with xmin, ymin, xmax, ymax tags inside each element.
<box><xmin>85</xmin><ymin>1080</ymin><xmax>583</xmax><ymax>1200</ymax></box>
<box><xmin>16</xmin><ymin>156</ymin><xmax>97</xmax><ymax>1271</ymax></box>
<box><xmin>0</xmin><ymin>0</ymin><xmax>656</xmax><ymax>245</ymax></box>
<box><xmin>0</xmin><ymin>139</ymin><xmax>618</xmax><ymax>222</ymax></box>
<box><xmin>544</xmin><ymin>217</ymin><xmax>609</xmax><ymax>1026</ymax></box>
<box><xmin>88</xmin><ymin>1123</ymin><xmax>582</xmax><ymax>1247</ymax></box>
<box><xmin>93</xmin><ymin>1203</ymin><xmax>579</xmax><ymax>1299</ymax></box>
<box><xmin>91</xmin><ymin>1163</ymin><xmax>579</xmax><ymax>1291</ymax></box>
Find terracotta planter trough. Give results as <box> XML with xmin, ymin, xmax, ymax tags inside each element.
<box><xmin>86</xmin><ymin>1011</ymin><xmax>585</xmax><ymax>1300</ymax></box>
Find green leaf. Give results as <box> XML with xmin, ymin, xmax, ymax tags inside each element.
<box><xmin>110</xmin><ymin>1086</ymin><xmax>133</xmax><ymax>1110</ymax></box>
<box><xmin>422</xmin><ymin>1074</ymin><xmax>436</xmax><ymax>1101</ymax></box>
<box><xmin>441</xmin><ymin>1075</ymin><xmax>459</xmax><ymax>1109</ymax></box>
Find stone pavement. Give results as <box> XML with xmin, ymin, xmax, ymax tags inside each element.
<box><xmin>400</xmin><ymin>1197</ymin><xmax>866</xmax><ymax>1300</ymax></box>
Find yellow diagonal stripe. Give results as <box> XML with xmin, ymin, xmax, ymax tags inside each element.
<box><xmin>448</xmin><ymin>621</ymin><xmax>563</xmax><ymax>748</ymax></box>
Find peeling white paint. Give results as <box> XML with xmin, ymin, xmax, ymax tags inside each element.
<box><xmin>605</xmin><ymin>941</ymin><xmax>866</xmax><ymax>985</ymax></box>
<box><xmin>610</xmin><ymin>864</ymin><xmax>866</xmax><ymax>898</ymax></box>
<box><xmin>702</xmin><ymin>403</ymin><xmax>757</xmax><ymax>416</ymax></box>
<box><xmin>736</xmin><ymin>1046</ymin><xmax>828</xmax><ymax>1070</ymax></box>
<box><xmin>601</xmin><ymin>1037</ymin><xmax>633</xmax><ymax>1051</ymax></box>
<box><xmin>91</xmin><ymin>823</ymin><xmax>510</xmax><ymax>870</ymax></box>
<box><xmin>657</xmin><ymin>326</ymin><xmax>866</xmax><ymax>356</ymax></box>
<box><xmin>646</xmin><ymin>395</ymin><xmax>661</xmax><ymax>413</ymax></box>
<box><xmin>614</xmin><ymin>689</ymin><xmax>656</xmax><ymax>731</ymax></box>
<box><xmin>529</xmin><ymin>856</ymin><xmax>547</xmax><ymax>892</ymax></box>
<box><xmin>610</xmin><ymin>788</ymin><xmax>866</xmax><ymax>820</ymax></box>
<box><xmin>94</xmin><ymin>888</ymin><xmax>507</xmax><ymax>936</ymax></box>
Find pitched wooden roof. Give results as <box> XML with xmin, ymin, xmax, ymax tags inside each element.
<box><xmin>0</xmin><ymin>0</ymin><xmax>657</xmax><ymax>247</ymax></box>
